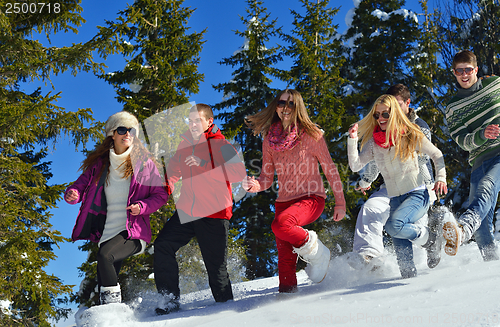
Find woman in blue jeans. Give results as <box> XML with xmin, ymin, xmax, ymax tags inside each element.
<box><xmin>347</xmin><ymin>94</ymin><xmax>448</xmax><ymax>278</ymax></box>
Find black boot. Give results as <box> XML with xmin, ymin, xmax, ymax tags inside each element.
<box><xmin>480</xmin><ymin>243</ymin><xmax>499</xmax><ymax>262</ymax></box>
<box><xmin>423</xmin><ymin>207</ymin><xmax>445</xmax><ymax>268</ymax></box>
<box><xmin>156</xmin><ymin>300</ymin><xmax>180</xmax><ymax>315</ymax></box>
<box><xmin>394</xmin><ymin>240</ymin><xmax>417</xmax><ymax>279</ymax></box>
<box><xmin>156</xmin><ymin>293</ymin><xmax>180</xmax><ymax>316</ymax></box>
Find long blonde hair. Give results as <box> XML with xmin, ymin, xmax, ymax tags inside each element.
<box><xmin>357</xmin><ymin>94</ymin><xmax>424</xmax><ymax>162</ymax></box>
<box><xmin>245</xmin><ymin>89</ymin><xmax>323</xmax><ymax>140</ymax></box>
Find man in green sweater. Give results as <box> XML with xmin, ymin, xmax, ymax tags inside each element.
<box><xmin>443</xmin><ymin>50</ymin><xmax>500</xmax><ymax>260</ymax></box>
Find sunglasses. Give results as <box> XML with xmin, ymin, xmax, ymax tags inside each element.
<box><xmin>277</xmin><ymin>100</ymin><xmax>296</xmax><ymax>110</ymax></box>
<box><xmin>115</xmin><ymin>126</ymin><xmax>136</xmax><ymax>136</ymax></box>
<box><xmin>453</xmin><ymin>67</ymin><xmax>475</xmax><ymax>76</ymax></box>
<box><xmin>373</xmin><ymin>112</ymin><xmax>390</xmax><ymax>120</ymax></box>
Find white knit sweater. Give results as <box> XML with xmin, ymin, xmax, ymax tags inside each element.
<box><xmin>98</xmin><ymin>146</ymin><xmax>148</xmax><ymax>253</ymax></box>
<box><xmin>348</xmin><ymin>137</ymin><xmax>446</xmax><ymax>198</ymax></box>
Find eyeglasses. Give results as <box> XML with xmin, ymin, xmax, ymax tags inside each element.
<box><xmin>115</xmin><ymin>126</ymin><xmax>136</xmax><ymax>136</ymax></box>
<box><xmin>277</xmin><ymin>100</ymin><xmax>295</xmax><ymax>110</ymax></box>
<box><xmin>373</xmin><ymin>112</ymin><xmax>390</xmax><ymax>120</ymax></box>
<box><xmin>453</xmin><ymin>67</ymin><xmax>475</xmax><ymax>76</ymax></box>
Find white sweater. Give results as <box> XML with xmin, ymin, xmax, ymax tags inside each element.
<box><xmin>99</xmin><ymin>147</ymin><xmax>132</xmax><ymax>247</ymax></box>
<box><xmin>348</xmin><ymin>137</ymin><xmax>446</xmax><ymax>198</ymax></box>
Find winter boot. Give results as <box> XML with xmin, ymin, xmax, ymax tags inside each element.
<box><xmin>293</xmin><ymin>230</ymin><xmax>330</xmax><ymax>283</ymax></box>
<box><xmin>443</xmin><ymin>221</ymin><xmax>464</xmax><ymax>256</ymax></box>
<box><xmin>480</xmin><ymin>243</ymin><xmax>499</xmax><ymax>262</ymax></box>
<box><xmin>156</xmin><ymin>293</ymin><xmax>180</xmax><ymax>316</ymax></box>
<box><xmin>423</xmin><ymin>209</ymin><xmax>445</xmax><ymax>268</ymax></box>
<box><xmin>394</xmin><ymin>242</ymin><xmax>417</xmax><ymax>279</ymax></box>
<box><xmin>100</xmin><ymin>285</ymin><xmax>121</xmax><ymax>305</ymax></box>
<box><xmin>155</xmin><ymin>299</ymin><xmax>180</xmax><ymax>315</ymax></box>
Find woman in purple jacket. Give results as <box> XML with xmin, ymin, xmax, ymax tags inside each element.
<box><xmin>65</xmin><ymin>111</ymin><xmax>169</xmax><ymax>305</ymax></box>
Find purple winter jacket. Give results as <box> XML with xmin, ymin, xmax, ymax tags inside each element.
<box><xmin>65</xmin><ymin>156</ymin><xmax>169</xmax><ymax>244</ymax></box>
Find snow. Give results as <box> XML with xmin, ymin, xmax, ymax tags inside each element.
<box><xmin>371</xmin><ymin>9</ymin><xmax>418</xmax><ymax>24</ymax></box>
<box><xmin>73</xmin><ymin>238</ymin><xmax>500</xmax><ymax>327</ymax></box>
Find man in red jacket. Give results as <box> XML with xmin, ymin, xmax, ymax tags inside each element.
<box><xmin>154</xmin><ymin>103</ymin><xmax>246</xmax><ymax>315</ymax></box>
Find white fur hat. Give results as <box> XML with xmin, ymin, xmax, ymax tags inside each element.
<box><xmin>105</xmin><ymin>111</ymin><xmax>140</xmax><ymax>137</ymax></box>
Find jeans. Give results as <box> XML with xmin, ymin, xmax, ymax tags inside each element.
<box><xmin>461</xmin><ymin>155</ymin><xmax>500</xmax><ymax>259</ymax></box>
<box><xmin>385</xmin><ymin>189</ymin><xmax>430</xmax><ymax>276</ymax></box>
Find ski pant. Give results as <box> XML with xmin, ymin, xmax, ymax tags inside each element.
<box><xmin>154</xmin><ymin>211</ymin><xmax>233</xmax><ymax>302</ymax></box>
<box><xmin>353</xmin><ymin>187</ymin><xmax>390</xmax><ymax>258</ymax></box>
<box><xmin>272</xmin><ymin>195</ymin><xmax>325</xmax><ymax>292</ymax></box>
<box><xmin>354</xmin><ymin>187</ymin><xmax>429</xmax><ymax>259</ymax></box>
<box><xmin>97</xmin><ymin>230</ymin><xmax>142</xmax><ymax>287</ymax></box>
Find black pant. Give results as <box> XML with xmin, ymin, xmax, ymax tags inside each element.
<box><xmin>97</xmin><ymin>231</ymin><xmax>142</xmax><ymax>287</ymax></box>
<box><xmin>154</xmin><ymin>211</ymin><xmax>233</xmax><ymax>302</ymax></box>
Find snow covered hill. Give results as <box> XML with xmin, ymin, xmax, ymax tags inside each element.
<box><xmin>74</xmin><ymin>240</ymin><xmax>500</xmax><ymax>327</ymax></box>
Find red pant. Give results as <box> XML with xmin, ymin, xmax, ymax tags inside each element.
<box><xmin>272</xmin><ymin>195</ymin><xmax>325</xmax><ymax>292</ymax></box>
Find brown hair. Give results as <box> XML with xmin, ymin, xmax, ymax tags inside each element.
<box><xmin>80</xmin><ymin>134</ymin><xmax>156</xmax><ymax>185</ymax></box>
<box><xmin>191</xmin><ymin>103</ymin><xmax>214</xmax><ymax>120</ymax></box>
<box><xmin>245</xmin><ymin>89</ymin><xmax>323</xmax><ymax>140</ymax></box>
<box><xmin>452</xmin><ymin>50</ymin><xmax>477</xmax><ymax>69</ymax></box>
<box><xmin>386</xmin><ymin>83</ymin><xmax>410</xmax><ymax>102</ymax></box>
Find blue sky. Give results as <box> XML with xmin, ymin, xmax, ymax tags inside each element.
<box><xmin>22</xmin><ymin>0</ymin><xmax>431</xmax><ymax>318</ymax></box>
<box><xmin>36</xmin><ymin>0</ymin><xmax>352</xmax><ymax>310</ymax></box>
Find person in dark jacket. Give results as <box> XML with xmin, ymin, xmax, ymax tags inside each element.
<box><xmin>154</xmin><ymin>104</ymin><xmax>246</xmax><ymax>315</ymax></box>
<box><xmin>65</xmin><ymin>111</ymin><xmax>169</xmax><ymax>305</ymax></box>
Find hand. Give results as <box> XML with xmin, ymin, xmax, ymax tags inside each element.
<box><xmin>333</xmin><ymin>207</ymin><xmax>346</xmax><ymax>222</ymax></box>
<box><xmin>65</xmin><ymin>189</ymin><xmax>79</xmax><ymax>202</ymax></box>
<box><xmin>484</xmin><ymin>124</ymin><xmax>500</xmax><ymax>139</ymax></box>
<box><xmin>348</xmin><ymin>123</ymin><xmax>358</xmax><ymax>139</ymax></box>
<box><xmin>432</xmin><ymin>181</ymin><xmax>448</xmax><ymax>197</ymax></box>
<box><xmin>242</xmin><ymin>176</ymin><xmax>257</xmax><ymax>191</ymax></box>
<box><xmin>185</xmin><ymin>155</ymin><xmax>202</xmax><ymax>167</ymax></box>
<box><xmin>355</xmin><ymin>184</ymin><xmax>371</xmax><ymax>195</ymax></box>
<box><xmin>126</xmin><ymin>203</ymin><xmax>141</xmax><ymax>216</ymax></box>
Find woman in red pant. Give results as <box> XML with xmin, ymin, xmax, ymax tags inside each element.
<box><xmin>244</xmin><ymin>89</ymin><xmax>346</xmax><ymax>293</ymax></box>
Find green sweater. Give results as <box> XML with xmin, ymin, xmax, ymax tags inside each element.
<box><xmin>446</xmin><ymin>76</ymin><xmax>500</xmax><ymax>168</ymax></box>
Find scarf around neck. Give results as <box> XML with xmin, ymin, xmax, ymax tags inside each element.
<box><xmin>268</xmin><ymin>122</ymin><xmax>300</xmax><ymax>151</ymax></box>
<box><xmin>373</xmin><ymin>125</ymin><xmax>394</xmax><ymax>149</ymax></box>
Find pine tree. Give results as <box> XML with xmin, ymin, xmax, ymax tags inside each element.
<box><xmin>71</xmin><ymin>0</ymin><xmax>250</xmax><ymax>307</ymax></box>
<box><xmin>343</xmin><ymin>0</ymin><xmax>421</xmax><ymax>110</ymax></box>
<box><xmin>0</xmin><ymin>0</ymin><xmax>125</xmax><ymax>325</ymax></box>
<box><xmin>433</xmin><ymin>0</ymin><xmax>500</xmax><ymax>214</ymax></box>
<box><xmin>213</xmin><ymin>0</ymin><xmax>282</xmax><ymax>279</ymax></box>
<box><xmin>439</xmin><ymin>0</ymin><xmax>500</xmax><ymax>75</ymax></box>
<box><xmin>403</xmin><ymin>1</ymin><xmax>463</xmax><ymax>211</ymax></box>
<box><xmin>277</xmin><ymin>0</ymin><xmax>357</xmax><ymax>254</ymax></box>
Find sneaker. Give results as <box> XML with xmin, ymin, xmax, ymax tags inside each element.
<box><xmin>443</xmin><ymin>221</ymin><xmax>463</xmax><ymax>256</ymax></box>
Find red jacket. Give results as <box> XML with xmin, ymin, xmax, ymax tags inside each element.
<box><xmin>166</xmin><ymin>124</ymin><xmax>246</xmax><ymax>219</ymax></box>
